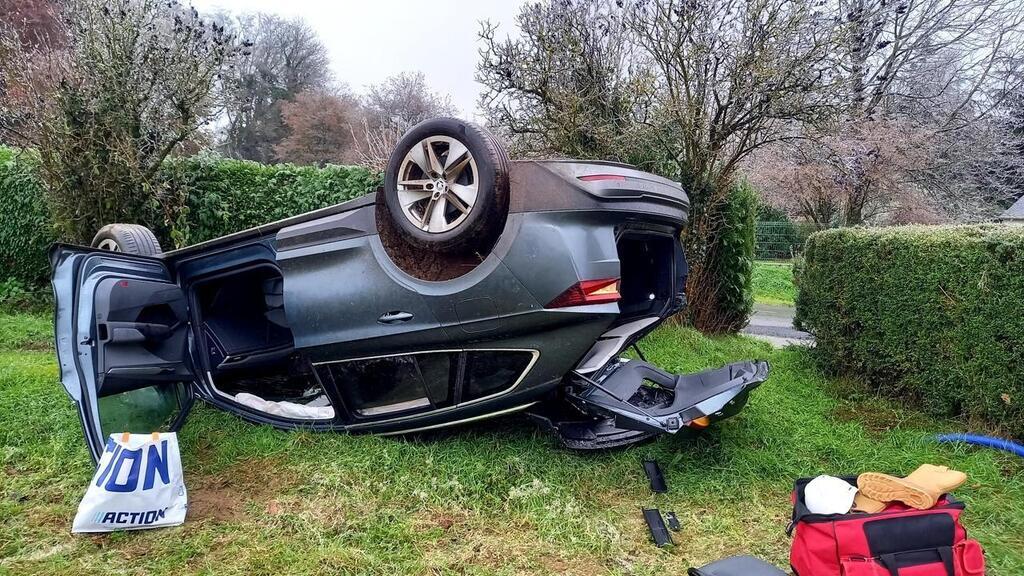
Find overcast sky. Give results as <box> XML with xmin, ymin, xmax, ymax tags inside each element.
<box><xmin>189</xmin><ymin>0</ymin><xmax>527</xmax><ymax>120</ymax></box>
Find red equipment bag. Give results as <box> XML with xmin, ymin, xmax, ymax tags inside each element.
<box><xmin>788</xmin><ymin>476</ymin><xmax>986</xmax><ymax>576</ymax></box>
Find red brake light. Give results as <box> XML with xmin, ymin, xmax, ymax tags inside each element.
<box><xmin>547</xmin><ymin>278</ymin><xmax>621</xmax><ymax>308</ymax></box>
<box><xmin>578</xmin><ymin>174</ymin><xmax>627</xmax><ymax>182</ymax></box>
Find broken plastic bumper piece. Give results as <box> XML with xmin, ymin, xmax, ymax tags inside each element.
<box><xmin>528</xmin><ymin>358</ymin><xmax>769</xmax><ymax>449</ymax></box>
<box><xmin>572</xmin><ymin>359</ymin><xmax>770</xmax><ymax>434</ymax></box>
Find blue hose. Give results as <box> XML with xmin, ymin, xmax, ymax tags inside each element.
<box><xmin>935</xmin><ymin>433</ymin><xmax>1024</xmax><ymax>458</ymax></box>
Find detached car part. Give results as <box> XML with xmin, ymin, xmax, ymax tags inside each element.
<box><xmin>643</xmin><ymin>508</ymin><xmax>674</xmax><ymax>547</ymax></box>
<box><xmin>51</xmin><ymin>117</ymin><xmax>769</xmax><ymax>463</ymax></box>
<box><xmin>666</xmin><ymin>511</ymin><xmax>681</xmax><ymax>531</ymax></box>
<box><xmin>643</xmin><ymin>459</ymin><xmax>668</xmax><ymax>493</ymax></box>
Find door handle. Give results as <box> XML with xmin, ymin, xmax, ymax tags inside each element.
<box><xmin>378</xmin><ymin>311</ymin><xmax>413</xmax><ymax>324</ymax></box>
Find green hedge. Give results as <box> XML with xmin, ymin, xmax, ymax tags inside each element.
<box><xmin>0</xmin><ymin>149</ymin><xmax>58</xmax><ymax>285</ymax></box>
<box><xmin>796</xmin><ymin>225</ymin><xmax>1024</xmax><ymax>438</ymax></box>
<box><xmin>715</xmin><ymin>179</ymin><xmax>757</xmax><ymax>327</ymax></box>
<box><xmin>682</xmin><ymin>178</ymin><xmax>757</xmax><ymax>332</ymax></box>
<box><xmin>0</xmin><ymin>147</ymin><xmax>380</xmax><ymax>284</ymax></box>
<box><xmin>159</xmin><ymin>156</ymin><xmax>380</xmax><ymax>246</ymax></box>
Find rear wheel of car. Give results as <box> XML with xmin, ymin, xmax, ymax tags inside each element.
<box><xmin>90</xmin><ymin>224</ymin><xmax>163</xmax><ymax>256</ymax></box>
<box><xmin>383</xmin><ymin>117</ymin><xmax>510</xmax><ymax>253</ymax></box>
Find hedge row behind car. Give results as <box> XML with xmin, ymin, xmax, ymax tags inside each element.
<box><xmin>0</xmin><ymin>148</ymin><xmax>53</xmax><ymax>286</ymax></box>
<box><xmin>0</xmin><ymin>147</ymin><xmax>380</xmax><ymax>285</ymax></box>
<box><xmin>795</xmin><ymin>225</ymin><xmax>1024</xmax><ymax>438</ymax></box>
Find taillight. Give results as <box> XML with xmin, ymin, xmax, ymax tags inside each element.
<box><xmin>577</xmin><ymin>174</ymin><xmax>626</xmax><ymax>182</ymax></box>
<box><xmin>547</xmin><ymin>278</ymin><xmax>621</xmax><ymax>308</ymax></box>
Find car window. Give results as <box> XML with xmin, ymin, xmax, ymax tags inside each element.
<box><xmin>98</xmin><ymin>381</ymin><xmax>188</xmax><ymax>439</ymax></box>
<box><xmin>463</xmin><ymin>351</ymin><xmax>534</xmax><ymax>401</ymax></box>
<box><xmin>321</xmin><ymin>353</ymin><xmax>455</xmax><ymax>418</ymax></box>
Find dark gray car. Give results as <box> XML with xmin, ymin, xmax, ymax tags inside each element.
<box><xmin>51</xmin><ymin>118</ymin><xmax>768</xmax><ymax>462</ymax></box>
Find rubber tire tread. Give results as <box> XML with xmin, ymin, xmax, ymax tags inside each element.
<box><xmin>90</xmin><ymin>224</ymin><xmax>163</xmax><ymax>256</ymax></box>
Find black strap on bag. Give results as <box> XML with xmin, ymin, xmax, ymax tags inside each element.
<box><xmin>877</xmin><ymin>546</ymin><xmax>955</xmax><ymax>576</ymax></box>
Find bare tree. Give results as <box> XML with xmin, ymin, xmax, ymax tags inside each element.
<box><xmin>220</xmin><ymin>13</ymin><xmax>332</xmax><ymax>163</ymax></box>
<box><xmin>0</xmin><ymin>0</ymin><xmax>64</xmax><ymax>51</ymax></box>
<box><xmin>0</xmin><ymin>0</ymin><xmax>236</xmax><ymax>242</ymax></box>
<box><xmin>629</xmin><ymin>0</ymin><xmax>841</xmax><ymax>189</ymax></box>
<box><xmin>477</xmin><ymin>1</ymin><xmax>661</xmax><ymax>169</ymax></box>
<box><xmin>0</xmin><ymin>0</ymin><xmax>66</xmax><ymax>144</ymax></box>
<box><xmin>353</xmin><ymin>71</ymin><xmax>458</xmax><ymax>170</ymax></box>
<box><xmin>747</xmin><ymin>121</ymin><xmax>942</xmax><ymax>225</ymax></box>
<box><xmin>637</xmin><ymin>0</ymin><xmax>842</xmax><ymax>330</ymax></box>
<box><xmin>479</xmin><ymin>0</ymin><xmax>841</xmax><ymax>331</ymax></box>
<box><xmin>275</xmin><ymin>88</ymin><xmax>360</xmax><ymax>166</ymax></box>
<box><xmin>768</xmin><ymin>0</ymin><xmax>1024</xmax><ymax>223</ymax></box>
<box><xmin>364</xmin><ymin>71</ymin><xmax>457</xmax><ymax>128</ymax></box>
<box><xmin>840</xmin><ymin>0</ymin><xmax>1024</xmax><ymax>122</ymax></box>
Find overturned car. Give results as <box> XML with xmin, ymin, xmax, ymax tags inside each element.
<box><xmin>51</xmin><ymin>118</ymin><xmax>769</xmax><ymax>462</ymax></box>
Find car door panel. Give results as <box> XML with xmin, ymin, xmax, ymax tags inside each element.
<box><xmin>51</xmin><ymin>246</ymin><xmax>195</xmax><ymax>462</ymax></box>
<box><xmin>276</xmin><ymin>209</ymin><xmax>447</xmax><ymax>361</ymax></box>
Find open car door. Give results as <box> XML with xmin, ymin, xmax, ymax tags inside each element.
<box><xmin>51</xmin><ymin>246</ymin><xmax>195</xmax><ymax>463</ymax></box>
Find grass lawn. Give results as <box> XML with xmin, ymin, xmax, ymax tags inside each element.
<box><xmin>752</xmin><ymin>261</ymin><xmax>796</xmax><ymax>306</ymax></box>
<box><xmin>2</xmin><ymin>311</ymin><xmax>1022</xmax><ymax>575</ymax></box>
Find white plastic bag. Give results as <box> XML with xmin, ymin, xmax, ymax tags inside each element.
<box><xmin>72</xmin><ymin>432</ymin><xmax>187</xmax><ymax>533</ymax></box>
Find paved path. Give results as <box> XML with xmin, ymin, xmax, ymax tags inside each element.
<box><xmin>741</xmin><ymin>303</ymin><xmax>814</xmax><ymax>347</ymax></box>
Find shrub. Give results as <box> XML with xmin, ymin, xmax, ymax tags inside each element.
<box><xmin>796</xmin><ymin>225</ymin><xmax>1024</xmax><ymax>438</ymax></box>
<box><xmin>158</xmin><ymin>155</ymin><xmax>381</xmax><ymax>247</ymax></box>
<box><xmin>0</xmin><ymin>148</ymin><xmax>57</xmax><ymax>285</ymax></box>
<box><xmin>0</xmin><ymin>277</ymin><xmax>53</xmax><ymax>314</ymax></box>
<box><xmin>686</xmin><ymin>179</ymin><xmax>756</xmax><ymax>332</ymax></box>
<box><xmin>0</xmin><ymin>147</ymin><xmax>380</xmax><ymax>284</ymax></box>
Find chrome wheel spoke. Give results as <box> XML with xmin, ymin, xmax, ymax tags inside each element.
<box><xmin>425</xmin><ymin>142</ymin><xmax>443</xmax><ymax>175</ymax></box>
<box><xmin>444</xmin><ymin>140</ymin><xmax>469</xmax><ymax>173</ymax></box>
<box><xmin>407</xmin><ymin>144</ymin><xmax>432</xmax><ymax>176</ymax></box>
<box><xmin>399</xmin><ymin>178</ymin><xmax>432</xmax><ymax>188</ymax></box>
<box><xmin>397</xmin><ymin>188</ymin><xmax>432</xmax><ymax>208</ymax></box>
<box><xmin>445</xmin><ymin>153</ymin><xmax>471</xmax><ymax>181</ymax></box>
<box><xmin>446</xmin><ymin>193</ymin><xmax>470</xmax><ymax>215</ymax></box>
<box><xmin>449</xmin><ymin>183</ymin><xmax>477</xmax><ymax>211</ymax></box>
<box><xmin>426</xmin><ymin>197</ymin><xmax>449</xmax><ymax>232</ymax></box>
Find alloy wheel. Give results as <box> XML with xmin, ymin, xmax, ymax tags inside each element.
<box><xmin>396</xmin><ymin>135</ymin><xmax>479</xmax><ymax>233</ymax></box>
<box><xmin>96</xmin><ymin>239</ymin><xmax>121</xmax><ymax>251</ymax></box>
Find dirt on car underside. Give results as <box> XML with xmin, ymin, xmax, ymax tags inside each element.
<box><xmin>375</xmin><ymin>196</ymin><xmax>488</xmax><ymax>281</ymax></box>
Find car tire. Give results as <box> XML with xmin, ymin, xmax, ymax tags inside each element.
<box><xmin>90</xmin><ymin>224</ymin><xmax>163</xmax><ymax>256</ymax></box>
<box><xmin>383</xmin><ymin>117</ymin><xmax>510</xmax><ymax>253</ymax></box>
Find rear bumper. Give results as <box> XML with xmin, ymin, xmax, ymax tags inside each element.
<box><xmin>575</xmin><ymin>359</ymin><xmax>769</xmax><ymax>434</ymax></box>
<box><xmin>530</xmin><ymin>359</ymin><xmax>770</xmax><ymax>449</ymax></box>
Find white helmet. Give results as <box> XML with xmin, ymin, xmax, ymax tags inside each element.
<box><xmin>804</xmin><ymin>475</ymin><xmax>858</xmax><ymax>515</ymax></box>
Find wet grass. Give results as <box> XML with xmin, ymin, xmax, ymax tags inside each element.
<box><xmin>751</xmin><ymin>261</ymin><xmax>796</xmax><ymax>306</ymax></box>
<box><xmin>0</xmin><ymin>312</ymin><xmax>52</xmax><ymax>351</ymax></box>
<box><xmin>1</xmin><ymin>311</ymin><xmax>1022</xmax><ymax>575</ymax></box>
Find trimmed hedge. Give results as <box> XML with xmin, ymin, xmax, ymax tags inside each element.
<box><xmin>796</xmin><ymin>225</ymin><xmax>1024</xmax><ymax>438</ymax></box>
<box><xmin>0</xmin><ymin>147</ymin><xmax>380</xmax><ymax>284</ymax></box>
<box><xmin>160</xmin><ymin>155</ymin><xmax>380</xmax><ymax>246</ymax></box>
<box><xmin>0</xmin><ymin>149</ymin><xmax>58</xmax><ymax>285</ymax></box>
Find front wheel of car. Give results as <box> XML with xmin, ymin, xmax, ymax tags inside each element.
<box><xmin>90</xmin><ymin>224</ymin><xmax>163</xmax><ymax>256</ymax></box>
<box><xmin>383</xmin><ymin>117</ymin><xmax>510</xmax><ymax>254</ymax></box>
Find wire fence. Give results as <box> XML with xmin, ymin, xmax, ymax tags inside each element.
<box><xmin>755</xmin><ymin>221</ymin><xmax>821</xmax><ymax>260</ymax></box>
